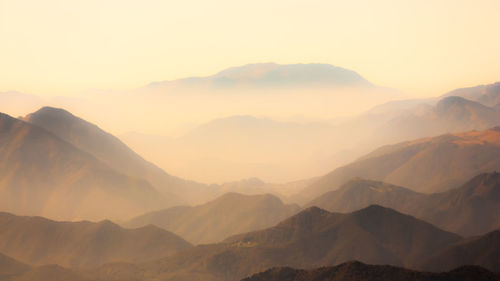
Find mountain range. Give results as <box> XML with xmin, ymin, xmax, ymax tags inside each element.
<box><xmin>0</xmin><ymin>212</ymin><xmax>191</xmax><ymax>268</ymax></box>
<box><xmin>241</xmin><ymin>261</ymin><xmax>500</xmax><ymax>281</ymax></box>
<box><xmin>125</xmin><ymin>192</ymin><xmax>301</xmax><ymax>244</ymax></box>
<box><xmin>302</xmin><ymin>126</ymin><xmax>500</xmax><ymax>202</ymax></box>
<box><xmin>0</xmin><ymin>112</ymin><xmax>169</xmax><ymax>220</ymax></box>
<box><xmin>308</xmin><ymin>172</ymin><xmax>500</xmax><ymax>236</ymax></box>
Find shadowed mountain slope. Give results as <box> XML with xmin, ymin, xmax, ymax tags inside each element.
<box><xmin>303</xmin><ymin>127</ymin><xmax>500</xmax><ymax>200</ymax></box>
<box><xmin>0</xmin><ymin>112</ymin><xmax>168</xmax><ymax>220</ymax></box>
<box><xmin>125</xmin><ymin>192</ymin><xmax>301</xmax><ymax>244</ymax></box>
<box><xmin>0</xmin><ymin>212</ymin><xmax>191</xmax><ymax>268</ymax></box>
<box><xmin>420</xmin><ymin>230</ymin><xmax>500</xmax><ymax>272</ymax></box>
<box><xmin>308</xmin><ymin>173</ymin><xmax>500</xmax><ymax>236</ymax></box>
<box><xmin>241</xmin><ymin>261</ymin><xmax>500</xmax><ymax>281</ymax></box>
<box><xmin>96</xmin><ymin>205</ymin><xmax>461</xmax><ymax>281</ymax></box>
<box><xmin>24</xmin><ymin>106</ymin><xmax>210</xmax><ymax>205</ymax></box>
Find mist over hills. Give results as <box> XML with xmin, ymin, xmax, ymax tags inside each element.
<box><xmin>94</xmin><ymin>205</ymin><xmax>462</xmax><ymax>281</ymax></box>
<box><xmin>125</xmin><ymin>192</ymin><xmax>301</xmax><ymax>244</ymax></box>
<box><xmin>308</xmin><ymin>172</ymin><xmax>500</xmax><ymax>236</ymax></box>
<box><xmin>0</xmin><ymin>112</ymin><xmax>168</xmax><ymax>220</ymax></box>
<box><xmin>148</xmin><ymin>63</ymin><xmax>374</xmax><ymax>89</ymax></box>
<box><xmin>122</xmin><ymin>82</ymin><xmax>500</xmax><ymax>183</ymax></box>
<box><xmin>443</xmin><ymin>81</ymin><xmax>500</xmax><ymax>107</ymax></box>
<box><xmin>0</xmin><ymin>212</ymin><xmax>191</xmax><ymax>268</ymax></box>
<box><xmin>23</xmin><ymin>106</ymin><xmax>212</xmax><ymax>205</ymax></box>
<box><xmin>302</xmin><ymin>127</ymin><xmax>500</xmax><ymax>202</ymax></box>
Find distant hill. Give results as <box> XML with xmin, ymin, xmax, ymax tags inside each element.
<box><xmin>307</xmin><ymin>179</ymin><xmax>425</xmax><ymax>214</ymax></box>
<box><xmin>148</xmin><ymin>63</ymin><xmax>373</xmax><ymax>89</ymax></box>
<box><xmin>443</xmin><ymin>81</ymin><xmax>500</xmax><ymax>107</ymax></box>
<box><xmin>420</xmin><ymin>230</ymin><xmax>500</xmax><ymax>272</ymax></box>
<box><xmin>0</xmin><ymin>212</ymin><xmax>191</xmax><ymax>268</ymax></box>
<box><xmin>241</xmin><ymin>261</ymin><xmax>500</xmax><ymax>281</ymax></box>
<box><xmin>101</xmin><ymin>205</ymin><xmax>461</xmax><ymax>281</ymax></box>
<box><xmin>0</xmin><ymin>112</ymin><xmax>168</xmax><ymax>220</ymax></box>
<box><xmin>125</xmin><ymin>192</ymin><xmax>301</xmax><ymax>244</ymax></box>
<box><xmin>303</xmin><ymin>127</ymin><xmax>500</xmax><ymax>200</ymax></box>
<box><xmin>308</xmin><ymin>173</ymin><xmax>500</xmax><ymax>236</ymax></box>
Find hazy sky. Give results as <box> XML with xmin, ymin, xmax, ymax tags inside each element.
<box><xmin>1</xmin><ymin>0</ymin><xmax>499</xmax><ymax>97</ymax></box>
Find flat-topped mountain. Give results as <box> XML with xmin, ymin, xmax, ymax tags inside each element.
<box><xmin>148</xmin><ymin>63</ymin><xmax>373</xmax><ymax>89</ymax></box>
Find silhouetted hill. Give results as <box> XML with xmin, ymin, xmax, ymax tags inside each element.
<box><xmin>241</xmin><ymin>261</ymin><xmax>500</xmax><ymax>281</ymax></box>
<box><xmin>104</xmin><ymin>205</ymin><xmax>461</xmax><ymax>281</ymax></box>
<box><xmin>24</xmin><ymin>106</ymin><xmax>208</xmax><ymax>205</ymax></box>
<box><xmin>0</xmin><ymin>212</ymin><xmax>191</xmax><ymax>268</ymax></box>
<box><xmin>0</xmin><ymin>252</ymin><xmax>30</xmax><ymax>280</ymax></box>
<box><xmin>125</xmin><ymin>192</ymin><xmax>301</xmax><ymax>244</ymax></box>
<box><xmin>0</xmin><ymin>112</ymin><xmax>167</xmax><ymax>220</ymax></box>
<box><xmin>307</xmin><ymin>179</ymin><xmax>424</xmax><ymax>213</ymax></box>
<box><xmin>308</xmin><ymin>173</ymin><xmax>500</xmax><ymax>236</ymax></box>
<box><xmin>420</xmin><ymin>230</ymin><xmax>500</xmax><ymax>272</ymax></box>
<box><xmin>304</xmin><ymin>127</ymin><xmax>500</xmax><ymax>199</ymax></box>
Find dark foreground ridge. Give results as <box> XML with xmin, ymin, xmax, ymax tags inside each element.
<box><xmin>241</xmin><ymin>261</ymin><xmax>500</xmax><ymax>281</ymax></box>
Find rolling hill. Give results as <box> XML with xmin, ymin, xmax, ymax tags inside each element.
<box><xmin>0</xmin><ymin>212</ymin><xmax>191</xmax><ymax>268</ymax></box>
<box><xmin>241</xmin><ymin>261</ymin><xmax>500</xmax><ymax>281</ymax></box>
<box><xmin>99</xmin><ymin>205</ymin><xmax>461</xmax><ymax>281</ymax></box>
<box><xmin>420</xmin><ymin>229</ymin><xmax>500</xmax><ymax>272</ymax></box>
<box><xmin>308</xmin><ymin>173</ymin><xmax>500</xmax><ymax>236</ymax></box>
<box><xmin>125</xmin><ymin>192</ymin><xmax>301</xmax><ymax>244</ymax></box>
<box><xmin>303</xmin><ymin>127</ymin><xmax>500</xmax><ymax>200</ymax></box>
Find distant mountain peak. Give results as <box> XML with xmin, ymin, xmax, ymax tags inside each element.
<box><xmin>148</xmin><ymin>63</ymin><xmax>373</xmax><ymax>88</ymax></box>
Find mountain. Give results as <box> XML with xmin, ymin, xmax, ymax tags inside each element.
<box><xmin>148</xmin><ymin>63</ymin><xmax>373</xmax><ymax>89</ymax></box>
<box><xmin>0</xmin><ymin>112</ymin><xmax>168</xmax><ymax>220</ymax></box>
<box><xmin>303</xmin><ymin>127</ymin><xmax>500</xmax><ymax>199</ymax></box>
<box><xmin>416</xmin><ymin>172</ymin><xmax>500</xmax><ymax>236</ymax></box>
<box><xmin>307</xmin><ymin>179</ymin><xmax>425</xmax><ymax>214</ymax></box>
<box><xmin>0</xmin><ymin>252</ymin><xmax>30</xmax><ymax>280</ymax></box>
<box><xmin>0</xmin><ymin>212</ymin><xmax>191</xmax><ymax>268</ymax></box>
<box><xmin>102</xmin><ymin>205</ymin><xmax>461</xmax><ymax>281</ymax></box>
<box><xmin>23</xmin><ymin>106</ymin><xmax>210</xmax><ymax>205</ymax></box>
<box><xmin>241</xmin><ymin>261</ymin><xmax>500</xmax><ymax>281</ymax></box>
<box><xmin>443</xmin><ymin>81</ymin><xmax>500</xmax><ymax>107</ymax></box>
<box><xmin>308</xmin><ymin>173</ymin><xmax>500</xmax><ymax>236</ymax></box>
<box><xmin>420</xmin><ymin>230</ymin><xmax>500</xmax><ymax>272</ymax></box>
<box><xmin>125</xmin><ymin>192</ymin><xmax>301</xmax><ymax>244</ymax></box>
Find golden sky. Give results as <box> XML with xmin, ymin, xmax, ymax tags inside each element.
<box><xmin>0</xmin><ymin>0</ymin><xmax>499</xmax><ymax>97</ymax></box>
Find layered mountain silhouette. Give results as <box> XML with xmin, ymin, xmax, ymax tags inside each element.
<box><xmin>0</xmin><ymin>212</ymin><xmax>191</xmax><ymax>268</ymax></box>
<box><xmin>125</xmin><ymin>192</ymin><xmax>301</xmax><ymax>244</ymax></box>
<box><xmin>308</xmin><ymin>172</ymin><xmax>500</xmax><ymax>236</ymax></box>
<box><xmin>23</xmin><ymin>107</ymin><xmax>212</xmax><ymax>205</ymax></box>
<box><xmin>241</xmin><ymin>261</ymin><xmax>500</xmax><ymax>281</ymax></box>
<box><xmin>420</xmin><ymin>229</ymin><xmax>500</xmax><ymax>272</ymax></box>
<box><xmin>94</xmin><ymin>205</ymin><xmax>461</xmax><ymax>281</ymax></box>
<box><xmin>0</xmin><ymin>112</ymin><xmax>169</xmax><ymax>220</ymax></box>
<box><xmin>443</xmin><ymin>81</ymin><xmax>500</xmax><ymax>107</ymax></box>
<box><xmin>303</xmin><ymin>127</ymin><xmax>500</xmax><ymax>201</ymax></box>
